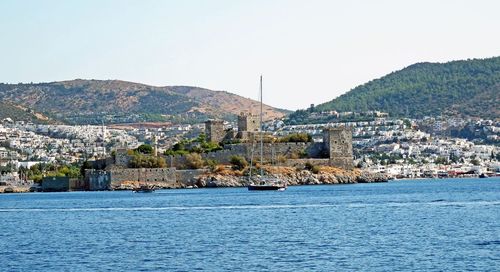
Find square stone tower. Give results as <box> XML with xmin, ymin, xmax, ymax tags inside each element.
<box><xmin>205</xmin><ymin>120</ymin><xmax>225</xmax><ymax>143</ymax></box>
<box><xmin>114</xmin><ymin>148</ymin><xmax>130</xmax><ymax>167</ymax></box>
<box><xmin>237</xmin><ymin>112</ymin><xmax>260</xmax><ymax>133</ymax></box>
<box><xmin>323</xmin><ymin>127</ymin><xmax>353</xmax><ymax>169</ymax></box>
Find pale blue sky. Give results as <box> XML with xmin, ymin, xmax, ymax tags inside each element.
<box><xmin>1</xmin><ymin>0</ymin><xmax>499</xmax><ymax>110</ymax></box>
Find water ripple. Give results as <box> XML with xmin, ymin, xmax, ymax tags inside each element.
<box><xmin>0</xmin><ymin>200</ymin><xmax>499</xmax><ymax>212</ymax></box>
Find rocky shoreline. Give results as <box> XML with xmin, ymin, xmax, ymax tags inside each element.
<box><xmin>1</xmin><ymin>168</ymin><xmax>389</xmax><ymax>193</ymax></box>
<box><xmin>0</xmin><ymin>186</ymin><xmax>31</xmax><ymax>193</ymax></box>
<box><xmin>187</xmin><ymin>169</ymin><xmax>389</xmax><ymax>188</ymax></box>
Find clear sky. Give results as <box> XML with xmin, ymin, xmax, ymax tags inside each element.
<box><xmin>0</xmin><ymin>0</ymin><xmax>499</xmax><ymax>110</ymax></box>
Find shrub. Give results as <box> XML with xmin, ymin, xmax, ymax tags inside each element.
<box><xmin>276</xmin><ymin>155</ymin><xmax>287</xmax><ymax>164</ymax></box>
<box><xmin>32</xmin><ymin>174</ymin><xmax>43</xmax><ymax>184</ymax></box>
<box><xmin>230</xmin><ymin>156</ymin><xmax>248</xmax><ymax>170</ymax></box>
<box><xmin>136</xmin><ymin>144</ymin><xmax>153</xmax><ymax>154</ymax></box>
<box><xmin>164</xmin><ymin>149</ymin><xmax>189</xmax><ymax>156</ymax></box>
<box><xmin>205</xmin><ymin>159</ymin><xmax>218</xmax><ymax>171</ymax></box>
<box><xmin>279</xmin><ymin>133</ymin><xmax>312</xmax><ymax>143</ymax></box>
<box><xmin>172</xmin><ymin>142</ymin><xmax>185</xmax><ymax>151</ymax></box>
<box><xmin>225</xmin><ymin>139</ymin><xmax>241</xmax><ymax>144</ymax></box>
<box><xmin>164</xmin><ymin>135</ymin><xmax>222</xmax><ymax>155</ymax></box>
<box><xmin>213</xmin><ymin>165</ymin><xmax>225</xmax><ymax>173</ymax></box>
<box><xmin>470</xmin><ymin>158</ymin><xmax>480</xmax><ymax>166</ymax></box>
<box><xmin>185</xmin><ymin>153</ymin><xmax>204</xmax><ymax>169</ymax></box>
<box><xmin>129</xmin><ymin>154</ymin><xmax>166</xmax><ymax>168</ymax></box>
<box><xmin>304</xmin><ymin>162</ymin><xmax>320</xmax><ymax>174</ymax></box>
<box><xmin>201</xmin><ymin>142</ymin><xmax>223</xmax><ymax>153</ymax></box>
<box><xmin>290</xmin><ymin>152</ymin><xmax>300</xmax><ymax>159</ymax></box>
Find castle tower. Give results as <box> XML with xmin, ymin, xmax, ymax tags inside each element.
<box><xmin>237</xmin><ymin>112</ymin><xmax>260</xmax><ymax>133</ymax></box>
<box><xmin>205</xmin><ymin>120</ymin><xmax>225</xmax><ymax>143</ymax></box>
<box><xmin>323</xmin><ymin>127</ymin><xmax>353</xmax><ymax>169</ymax></box>
<box><xmin>114</xmin><ymin>148</ymin><xmax>130</xmax><ymax>167</ymax></box>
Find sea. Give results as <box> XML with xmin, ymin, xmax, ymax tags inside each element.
<box><xmin>1</xmin><ymin>178</ymin><xmax>499</xmax><ymax>272</ymax></box>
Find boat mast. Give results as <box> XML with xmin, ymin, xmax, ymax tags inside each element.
<box><xmin>260</xmin><ymin>75</ymin><xmax>264</xmax><ymax>176</ymax></box>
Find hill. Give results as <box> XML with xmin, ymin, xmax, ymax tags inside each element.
<box><xmin>0</xmin><ymin>80</ymin><xmax>287</xmax><ymax>124</ymax></box>
<box><xmin>314</xmin><ymin>57</ymin><xmax>500</xmax><ymax>120</ymax></box>
<box><xmin>0</xmin><ymin>102</ymin><xmax>47</xmax><ymax>123</ymax></box>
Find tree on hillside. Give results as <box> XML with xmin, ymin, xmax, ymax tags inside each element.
<box><xmin>135</xmin><ymin>144</ymin><xmax>153</xmax><ymax>154</ymax></box>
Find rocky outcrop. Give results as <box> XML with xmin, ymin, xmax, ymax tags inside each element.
<box><xmin>0</xmin><ymin>186</ymin><xmax>30</xmax><ymax>193</ymax></box>
<box><xmin>187</xmin><ymin>170</ymin><xmax>388</xmax><ymax>188</ymax></box>
<box><xmin>356</xmin><ymin>172</ymin><xmax>389</xmax><ymax>183</ymax></box>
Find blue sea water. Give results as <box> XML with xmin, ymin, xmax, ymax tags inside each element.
<box><xmin>1</xmin><ymin>178</ymin><xmax>499</xmax><ymax>272</ymax></box>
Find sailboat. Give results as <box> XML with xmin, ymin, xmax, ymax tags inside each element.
<box><xmin>247</xmin><ymin>76</ymin><xmax>287</xmax><ymax>191</ymax></box>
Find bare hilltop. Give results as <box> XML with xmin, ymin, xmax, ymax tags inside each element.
<box><xmin>0</xmin><ymin>79</ymin><xmax>288</xmax><ymax>124</ymax></box>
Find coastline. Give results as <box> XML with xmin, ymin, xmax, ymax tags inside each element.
<box><xmin>2</xmin><ymin>175</ymin><xmax>498</xmax><ymax>193</ymax></box>
<box><xmin>0</xmin><ymin>186</ymin><xmax>30</xmax><ymax>194</ymax></box>
<box><xmin>187</xmin><ymin>170</ymin><xmax>388</xmax><ymax>188</ymax></box>
<box><xmin>0</xmin><ymin>168</ymin><xmax>389</xmax><ymax>193</ymax></box>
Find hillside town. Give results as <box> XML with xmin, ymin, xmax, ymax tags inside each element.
<box><xmin>1</xmin><ymin>112</ymin><xmax>499</xmax><ymax>191</ymax></box>
<box><xmin>277</xmin><ymin>114</ymin><xmax>500</xmax><ymax>177</ymax></box>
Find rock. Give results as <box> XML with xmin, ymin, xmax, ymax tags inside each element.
<box><xmin>196</xmin><ymin>178</ymin><xmax>207</xmax><ymax>188</ymax></box>
<box><xmin>356</xmin><ymin>172</ymin><xmax>389</xmax><ymax>183</ymax></box>
<box><xmin>185</xmin><ymin>169</ymin><xmax>387</xmax><ymax>189</ymax></box>
<box><xmin>206</xmin><ymin>180</ymin><xmax>218</xmax><ymax>187</ymax></box>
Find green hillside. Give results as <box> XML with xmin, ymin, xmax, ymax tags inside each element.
<box><xmin>315</xmin><ymin>57</ymin><xmax>500</xmax><ymax>119</ymax></box>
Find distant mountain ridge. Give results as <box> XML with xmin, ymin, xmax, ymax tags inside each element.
<box><xmin>0</xmin><ymin>79</ymin><xmax>288</xmax><ymax>124</ymax></box>
<box><xmin>315</xmin><ymin>57</ymin><xmax>500</xmax><ymax>120</ymax></box>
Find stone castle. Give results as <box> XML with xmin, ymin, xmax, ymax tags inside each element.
<box><xmin>85</xmin><ymin>113</ymin><xmax>354</xmax><ymax>190</ymax></box>
<box><xmin>204</xmin><ymin>113</ymin><xmax>354</xmax><ymax>169</ymax></box>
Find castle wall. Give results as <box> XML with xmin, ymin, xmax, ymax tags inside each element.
<box><xmin>108</xmin><ymin>168</ymin><xmax>176</xmax><ymax>187</ymax></box>
<box><xmin>168</xmin><ymin>143</ymin><xmax>318</xmax><ymax>167</ymax></box>
<box><xmin>203</xmin><ymin>144</ymin><xmax>250</xmax><ymax>163</ymax></box>
<box><xmin>90</xmin><ymin>157</ymin><xmax>114</xmax><ymax>170</ymax></box>
<box><xmin>306</xmin><ymin>142</ymin><xmax>327</xmax><ymax>158</ymax></box>
<box><xmin>85</xmin><ymin>169</ymin><xmax>111</xmax><ymax>191</ymax></box>
<box><xmin>116</xmin><ymin>128</ymin><xmax>354</xmax><ymax>171</ymax></box>
<box><xmin>283</xmin><ymin>159</ymin><xmax>330</xmax><ymax>168</ymax></box>
<box><xmin>42</xmin><ymin>177</ymin><xmax>70</xmax><ymax>192</ymax></box>
<box><xmin>86</xmin><ymin>168</ymin><xmax>199</xmax><ymax>189</ymax></box>
<box><xmin>329</xmin><ymin>157</ymin><xmax>354</xmax><ymax>170</ymax></box>
<box><xmin>165</xmin><ymin>155</ymin><xmax>189</xmax><ymax>168</ymax></box>
<box><xmin>176</xmin><ymin>169</ymin><xmax>209</xmax><ymax>184</ymax></box>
